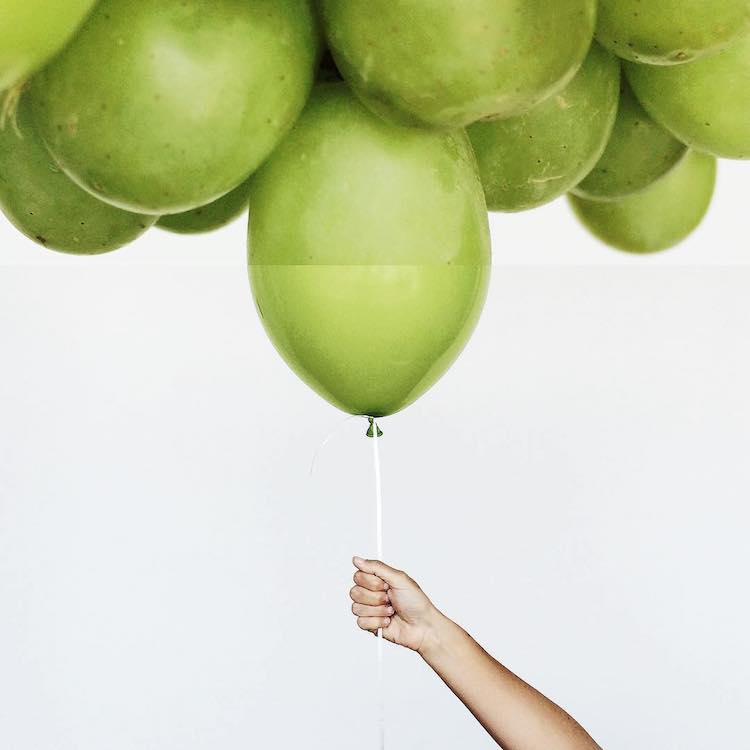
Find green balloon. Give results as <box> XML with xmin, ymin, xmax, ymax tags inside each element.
<box><xmin>625</xmin><ymin>33</ymin><xmax>750</xmax><ymax>159</ymax></box>
<box><xmin>30</xmin><ymin>0</ymin><xmax>321</xmax><ymax>215</ymax></box>
<box><xmin>157</xmin><ymin>178</ymin><xmax>251</xmax><ymax>235</ymax></box>
<box><xmin>319</xmin><ymin>0</ymin><xmax>597</xmax><ymax>128</ymax></box>
<box><xmin>596</xmin><ymin>0</ymin><xmax>750</xmax><ymax>65</ymax></box>
<box><xmin>468</xmin><ymin>42</ymin><xmax>619</xmax><ymax>212</ymax></box>
<box><xmin>0</xmin><ymin>96</ymin><xmax>155</xmax><ymax>254</ymax></box>
<box><xmin>572</xmin><ymin>78</ymin><xmax>687</xmax><ymax>201</ymax></box>
<box><xmin>0</xmin><ymin>0</ymin><xmax>95</xmax><ymax>91</ymax></box>
<box><xmin>569</xmin><ymin>150</ymin><xmax>716</xmax><ymax>254</ymax></box>
<box><xmin>249</xmin><ymin>84</ymin><xmax>491</xmax><ymax>417</ymax></box>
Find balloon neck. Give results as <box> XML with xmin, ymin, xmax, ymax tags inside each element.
<box><xmin>366</xmin><ymin>417</ymin><xmax>383</xmax><ymax>439</ymax></box>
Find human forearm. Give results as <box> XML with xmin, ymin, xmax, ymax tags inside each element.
<box><xmin>419</xmin><ymin>613</ymin><xmax>602</xmax><ymax>750</ymax></box>
<box><xmin>349</xmin><ymin>558</ymin><xmax>602</xmax><ymax>749</ymax></box>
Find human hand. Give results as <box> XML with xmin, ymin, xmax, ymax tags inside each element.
<box><xmin>349</xmin><ymin>556</ymin><xmax>445</xmax><ymax>654</ymax></box>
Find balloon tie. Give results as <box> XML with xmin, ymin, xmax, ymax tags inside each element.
<box><xmin>371</xmin><ymin>417</ymin><xmax>385</xmax><ymax>750</ymax></box>
<box><xmin>367</xmin><ymin>416</ymin><xmax>384</xmax><ymax>438</ymax></box>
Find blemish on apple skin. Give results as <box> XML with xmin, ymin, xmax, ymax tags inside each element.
<box><xmin>66</xmin><ymin>114</ymin><xmax>79</xmax><ymax>137</ymax></box>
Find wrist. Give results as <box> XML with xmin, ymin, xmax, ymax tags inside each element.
<box><xmin>417</xmin><ymin>607</ymin><xmax>461</xmax><ymax>662</ymax></box>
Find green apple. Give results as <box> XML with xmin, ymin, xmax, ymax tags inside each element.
<box><xmin>30</xmin><ymin>0</ymin><xmax>321</xmax><ymax>214</ymax></box>
<box><xmin>0</xmin><ymin>0</ymin><xmax>95</xmax><ymax>91</ymax></box>
<box><xmin>249</xmin><ymin>83</ymin><xmax>491</xmax><ymax>417</ymax></box>
<box><xmin>569</xmin><ymin>150</ymin><xmax>716</xmax><ymax>253</ymax></box>
<box><xmin>319</xmin><ymin>0</ymin><xmax>597</xmax><ymax>127</ymax></box>
<box><xmin>0</xmin><ymin>96</ymin><xmax>154</xmax><ymax>254</ymax></box>
<box><xmin>572</xmin><ymin>78</ymin><xmax>687</xmax><ymax>201</ymax></box>
<box><xmin>157</xmin><ymin>178</ymin><xmax>251</xmax><ymax>235</ymax></box>
<box><xmin>468</xmin><ymin>42</ymin><xmax>619</xmax><ymax>212</ymax></box>
<box><xmin>596</xmin><ymin>0</ymin><xmax>750</xmax><ymax>65</ymax></box>
<box><xmin>625</xmin><ymin>32</ymin><xmax>750</xmax><ymax>159</ymax></box>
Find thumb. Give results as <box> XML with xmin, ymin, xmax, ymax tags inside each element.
<box><xmin>353</xmin><ymin>556</ymin><xmax>409</xmax><ymax>588</ymax></box>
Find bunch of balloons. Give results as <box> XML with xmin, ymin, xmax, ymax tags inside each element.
<box><xmin>1</xmin><ymin>0</ymin><xmax>749</xmax><ymax>417</ymax></box>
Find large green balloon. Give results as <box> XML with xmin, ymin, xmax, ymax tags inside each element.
<box><xmin>625</xmin><ymin>33</ymin><xmax>750</xmax><ymax>159</ymax></box>
<box><xmin>249</xmin><ymin>84</ymin><xmax>491</xmax><ymax>417</ymax></box>
<box><xmin>468</xmin><ymin>42</ymin><xmax>619</xmax><ymax>212</ymax></box>
<box><xmin>157</xmin><ymin>178</ymin><xmax>251</xmax><ymax>235</ymax></box>
<box><xmin>596</xmin><ymin>0</ymin><xmax>750</xmax><ymax>65</ymax></box>
<box><xmin>0</xmin><ymin>97</ymin><xmax>155</xmax><ymax>254</ymax></box>
<box><xmin>569</xmin><ymin>150</ymin><xmax>716</xmax><ymax>254</ymax></box>
<box><xmin>30</xmin><ymin>0</ymin><xmax>321</xmax><ymax>215</ymax></box>
<box><xmin>319</xmin><ymin>0</ymin><xmax>597</xmax><ymax>128</ymax></box>
<box><xmin>572</xmin><ymin>79</ymin><xmax>687</xmax><ymax>201</ymax></box>
<box><xmin>0</xmin><ymin>0</ymin><xmax>95</xmax><ymax>91</ymax></box>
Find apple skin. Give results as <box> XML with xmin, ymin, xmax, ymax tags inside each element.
<box><xmin>157</xmin><ymin>178</ymin><xmax>251</xmax><ymax>235</ymax></box>
<box><xmin>596</xmin><ymin>0</ymin><xmax>750</xmax><ymax>65</ymax></box>
<box><xmin>0</xmin><ymin>0</ymin><xmax>95</xmax><ymax>91</ymax></box>
<box><xmin>0</xmin><ymin>95</ymin><xmax>155</xmax><ymax>255</ymax></box>
<box><xmin>572</xmin><ymin>78</ymin><xmax>687</xmax><ymax>201</ymax></box>
<box><xmin>468</xmin><ymin>42</ymin><xmax>620</xmax><ymax>212</ymax></box>
<box><xmin>248</xmin><ymin>84</ymin><xmax>491</xmax><ymax>417</ymax></box>
<box><xmin>30</xmin><ymin>0</ymin><xmax>321</xmax><ymax>215</ymax></box>
<box><xmin>625</xmin><ymin>33</ymin><xmax>750</xmax><ymax>160</ymax></box>
<box><xmin>319</xmin><ymin>0</ymin><xmax>597</xmax><ymax>128</ymax></box>
<box><xmin>569</xmin><ymin>150</ymin><xmax>716</xmax><ymax>254</ymax></box>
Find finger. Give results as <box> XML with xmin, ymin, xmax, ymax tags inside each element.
<box><xmin>352</xmin><ymin>603</ymin><xmax>394</xmax><ymax>618</ymax></box>
<box><xmin>353</xmin><ymin>570</ymin><xmax>389</xmax><ymax>592</ymax></box>
<box><xmin>357</xmin><ymin>616</ymin><xmax>391</xmax><ymax>632</ymax></box>
<box><xmin>349</xmin><ymin>586</ymin><xmax>389</xmax><ymax>606</ymax></box>
<box><xmin>352</xmin><ymin>557</ymin><xmax>408</xmax><ymax>587</ymax></box>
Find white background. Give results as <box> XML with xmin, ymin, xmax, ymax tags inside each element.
<box><xmin>1</xmin><ymin>158</ymin><xmax>749</xmax><ymax>750</ymax></box>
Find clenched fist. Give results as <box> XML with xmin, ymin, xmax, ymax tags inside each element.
<box><xmin>349</xmin><ymin>556</ymin><xmax>444</xmax><ymax>654</ymax></box>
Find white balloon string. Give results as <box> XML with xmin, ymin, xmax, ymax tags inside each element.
<box><xmin>309</xmin><ymin>412</ymin><xmax>385</xmax><ymax>748</ymax></box>
<box><xmin>372</xmin><ymin>419</ymin><xmax>385</xmax><ymax>750</ymax></box>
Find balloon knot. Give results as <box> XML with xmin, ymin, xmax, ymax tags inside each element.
<box><xmin>366</xmin><ymin>417</ymin><xmax>383</xmax><ymax>438</ymax></box>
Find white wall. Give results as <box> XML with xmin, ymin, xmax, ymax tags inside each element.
<box><xmin>1</xmin><ymin>164</ymin><xmax>749</xmax><ymax>750</ymax></box>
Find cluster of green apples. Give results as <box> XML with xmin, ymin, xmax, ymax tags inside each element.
<box><xmin>1</xmin><ymin>0</ymin><xmax>748</xmax><ymax>416</ymax></box>
<box><xmin>1</xmin><ymin>0</ymin><xmax>748</xmax><ymax>259</ymax></box>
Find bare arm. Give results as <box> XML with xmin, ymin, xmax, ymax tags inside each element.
<box><xmin>350</xmin><ymin>557</ymin><xmax>602</xmax><ymax>750</ymax></box>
